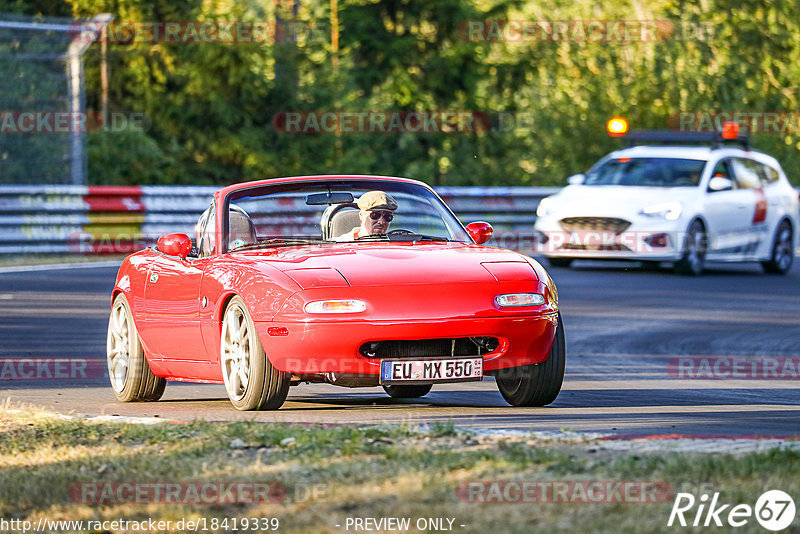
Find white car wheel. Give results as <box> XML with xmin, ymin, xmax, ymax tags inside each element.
<box><xmin>220</xmin><ymin>296</ymin><xmax>289</xmax><ymax>410</ymax></box>
<box><xmin>762</xmin><ymin>221</ymin><xmax>794</xmax><ymax>274</ymax></box>
<box><xmin>675</xmin><ymin>220</ymin><xmax>707</xmax><ymax>275</ymax></box>
<box><xmin>107</xmin><ymin>294</ymin><xmax>165</xmax><ymax>402</ymax></box>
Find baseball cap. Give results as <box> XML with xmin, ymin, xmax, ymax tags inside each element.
<box><xmin>357</xmin><ymin>190</ymin><xmax>398</xmax><ymax>211</ymax></box>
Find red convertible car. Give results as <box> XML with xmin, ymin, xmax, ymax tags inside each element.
<box><xmin>107</xmin><ymin>175</ymin><xmax>564</xmax><ymax>410</ymax></box>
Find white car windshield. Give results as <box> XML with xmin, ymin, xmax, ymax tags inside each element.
<box><xmin>584</xmin><ymin>157</ymin><xmax>706</xmax><ymax>187</ymax></box>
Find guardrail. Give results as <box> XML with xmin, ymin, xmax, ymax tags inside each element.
<box><xmin>0</xmin><ymin>185</ymin><xmax>559</xmax><ymax>254</ymax></box>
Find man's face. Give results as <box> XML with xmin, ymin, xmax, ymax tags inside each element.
<box><xmin>360</xmin><ymin>209</ymin><xmax>394</xmax><ymax>235</ymax></box>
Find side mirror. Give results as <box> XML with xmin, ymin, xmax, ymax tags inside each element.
<box><xmin>466</xmin><ymin>221</ymin><xmax>493</xmax><ymax>245</ymax></box>
<box><xmin>708</xmin><ymin>176</ymin><xmax>733</xmax><ymax>192</ymax></box>
<box><xmin>567</xmin><ymin>174</ymin><xmax>585</xmax><ymax>185</ymax></box>
<box><xmin>157</xmin><ymin>233</ymin><xmax>192</xmax><ymax>258</ymax></box>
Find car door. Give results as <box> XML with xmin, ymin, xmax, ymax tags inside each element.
<box><xmin>702</xmin><ymin>158</ymin><xmax>755</xmax><ymax>255</ymax></box>
<box><xmin>730</xmin><ymin>158</ymin><xmax>769</xmax><ymax>256</ymax></box>
<box><xmin>142</xmin><ymin>253</ymin><xmax>204</xmax><ymax>361</ymax></box>
<box><xmin>756</xmin><ymin>161</ymin><xmax>785</xmax><ymax>254</ymax></box>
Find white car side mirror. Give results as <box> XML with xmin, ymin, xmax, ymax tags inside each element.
<box><xmin>708</xmin><ymin>176</ymin><xmax>733</xmax><ymax>192</ymax></box>
<box><xmin>567</xmin><ymin>174</ymin><xmax>585</xmax><ymax>185</ymax></box>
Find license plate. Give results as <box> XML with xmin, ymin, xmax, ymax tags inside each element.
<box><xmin>380</xmin><ymin>357</ymin><xmax>483</xmax><ymax>384</ymax></box>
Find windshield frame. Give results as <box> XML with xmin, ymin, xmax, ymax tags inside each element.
<box><xmin>217</xmin><ymin>178</ymin><xmax>470</xmax><ymax>254</ymax></box>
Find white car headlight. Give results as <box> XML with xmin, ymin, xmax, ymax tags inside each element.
<box><xmin>639</xmin><ymin>201</ymin><xmax>682</xmax><ymax>221</ymax></box>
<box><xmin>495</xmin><ymin>293</ymin><xmax>545</xmax><ymax>307</ymax></box>
<box><xmin>304</xmin><ymin>300</ymin><xmax>367</xmax><ymax>314</ymax></box>
<box><xmin>536</xmin><ymin>197</ymin><xmax>556</xmax><ymax>217</ymax></box>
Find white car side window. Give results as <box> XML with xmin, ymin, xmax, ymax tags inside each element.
<box><xmin>710</xmin><ymin>159</ymin><xmax>734</xmax><ymax>184</ymax></box>
<box><xmin>761</xmin><ymin>164</ymin><xmax>780</xmax><ymax>185</ymax></box>
<box><xmin>731</xmin><ymin>159</ymin><xmax>761</xmax><ymax>190</ymax></box>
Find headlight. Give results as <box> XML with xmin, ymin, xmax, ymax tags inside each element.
<box><xmin>494</xmin><ymin>293</ymin><xmax>545</xmax><ymax>307</ymax></box>
<box><xmin>536</xmin><ymin>197</ymin><xmax>556</xmax><ymax>217</ymax></box>
<box><xmin>639</xmin><ymin>201</ymin><xmax>682</xmax><ymax>221</ymax></box>
<box><xmin>304</xmin><ymin>300</ymin><xmax>367</xmax><ymax>314</ymax></box>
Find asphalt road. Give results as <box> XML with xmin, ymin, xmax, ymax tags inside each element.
<box><xmin>1</xmin><ymin>258</ymin><xmax>799</xmax><ymax>437</ymax></box>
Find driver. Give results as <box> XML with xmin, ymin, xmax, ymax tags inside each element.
<box><xmin>335</xmin><ymin>190</ymin><xmax>398</xmax><ymax>241</ymax></box>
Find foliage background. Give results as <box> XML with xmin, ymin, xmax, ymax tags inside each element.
<box><xmin>2</xmin><ymin>0</ymin><xmax>799</xmax><ymax>186</ymax></box>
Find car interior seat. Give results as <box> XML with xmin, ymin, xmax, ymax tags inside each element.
<box><xmin>228</xmin><ymin>205</ymin><xmax>257</xmax><ymax>249</ymax></box>
<box><xmin>321</xmin><ymin>203</ymin><xmax>359</xmax><ymax>240</ymax></box>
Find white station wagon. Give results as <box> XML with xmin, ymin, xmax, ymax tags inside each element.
<box><xmin>533</xmin><ymin>128</ymin><xmax>799</xmax><ymax>274</ymax></box>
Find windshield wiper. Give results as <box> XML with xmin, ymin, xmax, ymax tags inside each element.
<box><xmin>233</xmin><ymin>238</ymin><xmax>323</xmax><ymax>250</ymax></box>
<box><xmin>412</xmin><ymin>234</ymin><xmax>449</xmax><ymax>242</ymax></box>
<box><xmin>352</xmin><ymin>233</ymin><xmax>449</xmax><ymax>242</ymax></box>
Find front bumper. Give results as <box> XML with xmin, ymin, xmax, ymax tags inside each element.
<box><xmin>532</xmin><ymin>217</ymin><xmax>685</xmax><ymax>261</ymax></box>
<box><xmin>256</xmin><ymin>313</ymin><xmax>558</xmax><ymax>375</ymax></box>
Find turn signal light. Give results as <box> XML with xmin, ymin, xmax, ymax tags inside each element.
<box><xmin>495</xmin><ymin>293</ymin><xmax>545</xmax><ymax>307</ymax></box>
<box><xmin>304</xmin><ymin>300</ymin><xmax>367</xmax><ymax>314</ymax></box>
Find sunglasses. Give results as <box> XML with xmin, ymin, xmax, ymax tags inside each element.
<box><xmin>369</xmin><ymin>211</ymin><xmax>394</xmax><ymax>222</ymax></box>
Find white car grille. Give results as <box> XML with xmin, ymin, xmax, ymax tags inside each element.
<box><xmin>558</xmin><ymin>217</ymin><xmax>631</xmax><ymax>234</ymax></box>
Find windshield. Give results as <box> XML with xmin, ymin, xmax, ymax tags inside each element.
<box><xmin>222</xmin><ymin>179</ymin><xmax>469</xmax><ymax>252</ymax></box>
<box><xmin>584</xmin><ymin>157</ymin><xmax>706</xmax><ymax>187</ymax></box>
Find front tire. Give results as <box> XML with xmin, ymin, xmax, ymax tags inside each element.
<box><xmin>675</xmin><ymin>220</ymin><xmax>707</xmax><ymax>275</ymax></box>
<box><xmin>496</xmin><ymin>312</ymin><xmax>565</xmax><ymax>407</ymax></box>
<box><xmin>107</xmin><ymin>294</ymin><xmax>166</xmax><ymax>402</ymax></box>
<box><xmin>762</xmin><ymin>221</ymin><xmax>794</xmax><ymax>274</ymax></box>
<box><xmin>221</xmin><ymin>296</ymin><xmax>290</xmax><ymax>410</ymax></box>
<box><xmin>383</xmin><ymin>384</ymin><xmax>432</xmax><ymax>398</ymax></box>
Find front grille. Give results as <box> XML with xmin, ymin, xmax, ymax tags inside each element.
<box><xmin>359</xmin><ymin>337</ymin><xmax>499</xmax><ymax>359</ymax></box>
<box><xmin>559</xmin><ymin>217</ymin><xmax>631</xmax><ymax>234</ymax></box>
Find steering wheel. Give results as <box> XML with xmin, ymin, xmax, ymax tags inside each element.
<box><xmin>387</xmin><ymin>229</ymin><xmax>414</xmax><ymax>235</ymax></box>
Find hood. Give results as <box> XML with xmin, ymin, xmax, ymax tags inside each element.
<box><xmin>234</xmin><ymin>242</ymin><xmax>535</xmax><ymax>287</ymax></box>
<box><xmin>544</xmin><ymin>185</ymin><xmax>697</xmax><ymax>219</ymax></box>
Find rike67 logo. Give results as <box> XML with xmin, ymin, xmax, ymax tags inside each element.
<box><xmin>668</xmin><ymin>490</ymin><xmax>795</xmax><ymax>531</ymax></box>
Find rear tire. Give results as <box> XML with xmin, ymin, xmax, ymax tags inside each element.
<box><xmin>383</xmin><ymin>384</ymin><xmax>432</xmax><ymax>398</ymax></box>
<box><xmin>495</xmin><ymin>312</ymin><xmax>565</xmax><ymax>407</ymax></box>
<box><xmin>761</xmin><ymin>221</ymin><xmax>794</xmax><ymax>274</ymax></box>
<box><xmin>107</xmin><ymin>294</ymin><xmax>166</xmax><ymax>402</ymax></box>
<box><xmin>221</xmin><ymin>296</ymin><xmax>290</xmax><ymax>410</ymax></box>
<box><xmin>548</xmin><ymin>258</ymin><xmax>573</xmax><ymax>268</ymax></box>
<box><xmin>675</xmin><ymin>220</ymin><xmax>707</xmax><ymax>275</ymax></box>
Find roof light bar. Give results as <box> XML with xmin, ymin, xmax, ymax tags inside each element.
<box><xmin>624</xmin><ymin>126</ymin><xmax>749</xmax><ymax>149</ymax></box>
